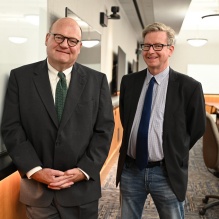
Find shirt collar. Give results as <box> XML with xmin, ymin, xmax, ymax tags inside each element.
<box><xmin>47</xmin><ymin>60</ymin><xmax>73</xmax><ymax>77</ymax></box>
<box><xmin>146</xmin><ymin>67</ymin><xmax>169</xmax><ymax>85</ymax></box>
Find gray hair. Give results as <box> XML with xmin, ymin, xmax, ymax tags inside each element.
<box><xmin>142</xmin><ymin>22</ymin><xmax>175</xmax><ymax>45</ymax></box>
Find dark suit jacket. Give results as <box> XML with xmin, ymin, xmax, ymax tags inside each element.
<box><xmin>116</xmin><ymin>68</ymin><xmax>206</xmax><ymax>201</ymax></box>
<box><xmin>1</xmin><ymin>60</ymin><xmax>114</xmax><ymax>207</ymax></box>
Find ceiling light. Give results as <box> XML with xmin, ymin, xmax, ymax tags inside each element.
<box><xmin>8</xmin><ymin>37</ymin><xmax>27</xmax><ymax>44</ymax></box>
<box><xmin>201</xmin><ymin>0</ymin><xmax>219</xmax><ymax>29</ymax></box>
<box><xmin>201</xmin><ymin>14</ymin><xmax>219</xmax><ymax>28</ymax></box>
<box><xmin>187</xmin><ymin>38</ymin><xmax>208</xmax><ymax>47</ymax></box>
<box><xmin>82</xmin><ymin>40</ymin><xmax>100</xmax><ymax>48</ymax></box>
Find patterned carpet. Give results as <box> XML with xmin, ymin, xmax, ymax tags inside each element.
<box><xmin>98</xmin><ymin>139</ymin><xmax>219</xmax><ymax>219</ymax></box>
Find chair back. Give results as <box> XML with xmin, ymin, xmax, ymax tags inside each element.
<box><xmin>205</xmin><ymin>104</ymin><xmax>217</xmax><ymax>114</ymax></box>
<box><xmin>203</xmin><ymin>112</ymin><xmax>219</xmax><ymax>171</ymax></box>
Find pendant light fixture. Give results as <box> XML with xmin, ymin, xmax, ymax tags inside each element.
<box><xmin>187</xmin><ymin>18</ymin><xmax>208</xmax><ymax>47</ymax></box>
<box><xmin>202</xmin><ymin>14</ymin><xmax>219</xmax><ymax>29</ymax></box>
<box><xmin>201</xmin><ymin>0</ymin><xmax>219</xmax><ymax>29</ymax></box>
<box><xmin>187</xmin><ymin>38</ymin><xmax>208</xmax><ymax>47</ymax></box>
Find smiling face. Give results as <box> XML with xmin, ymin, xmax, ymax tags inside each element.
<box><xmin>142</xmin><ymin>31</ymin><xmax>174</xmax><ymax>75</ymax></box>
<box><xmin>45</xmin><ymin>18</ymin><xmax>82</xmax><ymax>71</ymax></box>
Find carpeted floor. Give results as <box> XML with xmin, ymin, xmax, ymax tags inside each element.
<box><xmin>98</xmin><ymin>139</ymin><xmax>219</xmax><ymax>218</ymax></box>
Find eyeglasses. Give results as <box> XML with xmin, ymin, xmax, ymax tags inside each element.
<box><xmin>49</xmin><ymin>33</ymin><xmax>81</xmax><ymax>47</ymax></box>
<box><xmin>140</xmin><ymin>43</ymin><xmax>170</xmax><ymax>51</ymax></box>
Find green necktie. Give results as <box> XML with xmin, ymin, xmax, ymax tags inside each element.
<box><xmin>55</xmin><ymin>72</ymin><xmax>67</xmax><ymax>122</ymax></box>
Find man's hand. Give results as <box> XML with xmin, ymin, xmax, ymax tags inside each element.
<box><xmin>48</xmin><ymin>168</ymin><xmax>86</xmax><ymax>189</ymax></box>
<box><xmin>65</xmin><ymin>168</ymin><xmax>86</xmax><ymax>182</ymax></box>
<box><xmin>31</xmin><ymin>168</ymin><xmax>74</xmax><ymax>190</ymax></box>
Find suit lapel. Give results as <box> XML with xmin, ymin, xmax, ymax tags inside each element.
<box><xmin>163</xmin><ymin>68</ymin><xmax>179</xmax><ymax>136</ymax></box>
<box><xmin>33</xmin><ymin>60</ymin><xmax>59</xmax><ymax>128</ymax></box>
<box><xmin>165</xmin><ymin>69</ymin><xmax>179</xmax><ymax>112</ymax></box>
<box><xmin>59</xmin><ymin>63</ymin><xmax>87</xmax><ymax>130</ymax></box>
<box><xmin>126</xmin><ymin>70</ymin><xmax>146</xmax><ymax>135</ymax></box>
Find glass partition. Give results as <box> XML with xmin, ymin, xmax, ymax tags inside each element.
<box><xmin>65</xmin><ymin>7</ymin><xmax>101</xmax><ymax>71</ymax></box>
<box><xmin>0</xmin><ymin>0</ymin><xmax>47</xmax><ymax>154</ymax></box>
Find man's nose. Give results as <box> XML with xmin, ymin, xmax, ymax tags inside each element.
<box><xmin>60</xmin><ymin>38</ymin><xmax>69</xmax><ymax>47</ymax></box>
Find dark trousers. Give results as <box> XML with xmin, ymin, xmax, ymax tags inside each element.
<box><xmin>26</xmin><ymin>198</ymin><xmax>99</xmax><ymax>219</ymax></box>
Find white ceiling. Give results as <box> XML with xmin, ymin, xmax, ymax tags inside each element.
<box><xmin>119</xmin><ymin>0</ymin><xmax>219</xmax><ymax>45</ymax></box>
<box><xmin>178</xmin><ymin>0</ymin><xmax>219</xmax><ymax>45</ymax></box>
<box><xmin>1</xmin><ymin>0</ymin><xmax>218</xmax><ymax>47</ymax></box>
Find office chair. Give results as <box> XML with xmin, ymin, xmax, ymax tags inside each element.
<box><xmin>205</xmin><ymin>104</ymin><xmax>217</xmax><ymax>114</ymax></box>
<box><xmin>199</xmin><ymin>112</ymin><xmax>219</xmax><ymax>215</ymax></box>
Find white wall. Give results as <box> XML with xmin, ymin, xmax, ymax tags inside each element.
<box><xmin>187</xmin><ymin>64</ymin><xmax>219</xmax><ymax>94</ymax></box>
<box><xmin>170</xmin><ymin>42</ymin><xmax>219</xmax><ymax>74</ymax></box>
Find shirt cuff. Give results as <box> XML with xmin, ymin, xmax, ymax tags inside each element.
<box><xmin>26</xmin><ymin>166</ymin><xmax>42</xmax><ymax>179</ymax></box>
<box><xmin>78</xmin><ymin>168</ymin><xmax>90</xmax><ymax>180</ymax></box>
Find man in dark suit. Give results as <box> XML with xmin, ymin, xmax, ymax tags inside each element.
<box><xmin>116</xmin><ymin>22</ymin><xmax>206</xmax><ymax>219</ymax></box>
<box><xmin>1</xmin><ymin>18</ymin><xmax>114</xmax><ymax>219</ymax></box>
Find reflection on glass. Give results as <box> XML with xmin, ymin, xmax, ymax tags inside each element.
<box><xmin>0</xmin><ymin>0</ymin><xmax>47</xmax><ymax>154</ymax></box>
<box><xmin>65</xmin><ymin>7</ymin><xmax>101</xmax><ymax>71</ymax></box>
<box><xmin>82</xmin><ymin>40</ymin><xmax>100</xmax><ymax>48</ymax></box>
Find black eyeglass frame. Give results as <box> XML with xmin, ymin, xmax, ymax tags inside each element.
<box><xmin>140</xmin><ymin>43</ymin><xmax>171</xmax><ymax>51</ymax></box>
<box><xmin>49</xmin><ymin>33</ymin><xmax>81</xmax><ymax>47</ymax></box>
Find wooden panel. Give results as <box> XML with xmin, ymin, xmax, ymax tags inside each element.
<box><xmin>204</xmin><ymin>94</ymin><xmax>219</xmax><ymax>103</ymax></box>
<box><xmin>100</xmin><ymin>107</ymin><xmax>123</xmax><ymax>181</ymax></box>
<box><xmin>0</xmin><ymin>172</ymin><xmax>27</xmax><ymax>219</ymax></box>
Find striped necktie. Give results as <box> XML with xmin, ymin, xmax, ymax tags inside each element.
<box><xmin>136</xmin><ymin>77</ymin><xmax>156</xmax><ymax>170</ymax></box>
<box><xmin>55</xmin><ymin>72</ymin><xmax>67</xmax><ymax>122</ymax></box>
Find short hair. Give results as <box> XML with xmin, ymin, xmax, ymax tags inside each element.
<box><xmin>142</xmin><ymin>22</ymin><xmax>176</xmax><ymax>45</ymax></box>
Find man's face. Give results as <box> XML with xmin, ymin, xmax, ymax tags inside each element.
<box><xmin>142</xmin><ymin>31</ymin><xmax>174</xmax><ymax>75</ymax></box>
<box><xmin>45</xmin><ymin>18</ymin><xmax>82</xmax><ymax>71</ymax></box>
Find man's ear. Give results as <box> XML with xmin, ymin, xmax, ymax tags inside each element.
<box><xmin>168</xmin><ymin>45</ymin><xmax>174</xmax><ymax>57</ymax></box>
<box><xmin>45</xmin><ymin>33</ymin><xmax>50</xmax><ymax>46</ymax></box>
